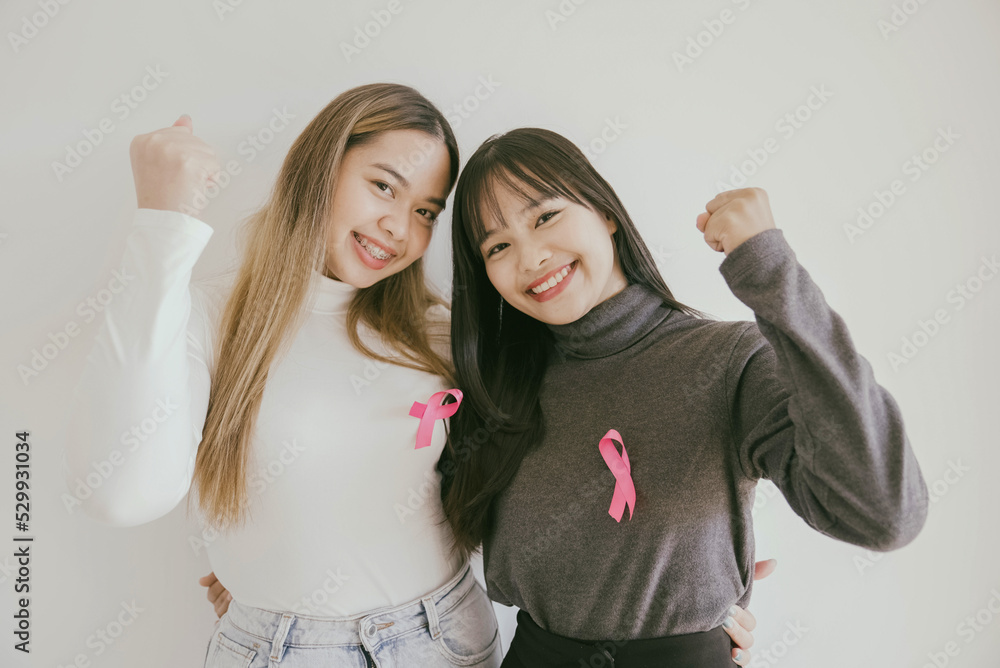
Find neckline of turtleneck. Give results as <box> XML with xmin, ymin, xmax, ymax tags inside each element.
<box><xmin>307</xmin><ymin>267</ymin><xmax>358</xmax><ymax>314</ymax></box>
<box><xmin>545</xmin><ymin>282</ymin><xmax>674</xmax><ymax>359</ymax></box>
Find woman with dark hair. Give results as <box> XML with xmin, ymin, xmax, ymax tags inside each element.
<box><xmin>441</xmin><ymin>127</ymin><xmax>929</xmax><ymax>667</ymax></box>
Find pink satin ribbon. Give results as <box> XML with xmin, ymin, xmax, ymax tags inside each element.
<box><xmin>408</xmin><ymin>389</ymin><xmax>463</xmax><ymax>449</ymax></box>
<box><xmin>599</xmin><ymin>429</ymin><xmax>636</xmax><ymax>522</ymax></box>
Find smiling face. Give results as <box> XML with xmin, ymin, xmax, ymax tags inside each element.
<box><xmin>478</xmin><ymin>179</ymin><xmax>628</xmax><ymax>325</ymax></box>
<box><xmin>323</xmin><ymin>129</ymin><xmax>452</xmax><ymax>287</ymax></box>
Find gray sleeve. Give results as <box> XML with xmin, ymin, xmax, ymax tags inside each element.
<box><xmin>719</xmin><ymin>228</ymin><xmax>929</xmax><ymax>551</ymax></box>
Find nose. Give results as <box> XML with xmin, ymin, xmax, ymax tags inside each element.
<box><xmin>377</xmin><ymin>208</ymin><xmax>408</xmax><ymax>244</ymax></box>
<box><xmin>518</xmin><ymin>239</ymin><xmax>552</xmax><ymax>274</ymax></box>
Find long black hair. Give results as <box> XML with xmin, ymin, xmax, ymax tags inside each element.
<box><xmin>440</xmin><ymin>127</ymin><xmax>711</xmax><ymax>559</ymax></box>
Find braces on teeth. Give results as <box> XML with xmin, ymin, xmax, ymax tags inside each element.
<box><xmin>355</xmin><ymin>233</ymin><xmax>391</xmax><ymax>261</ymax></box>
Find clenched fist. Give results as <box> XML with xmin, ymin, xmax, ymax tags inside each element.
<box><xmin>129</xmin><ymin>114</ymin><xmax>222</xmax><ymax>218</ymax></box>
<box><xmin>695</xmin><ymin>187</ymin><xmax>777</xmax><ymax>256</ymax></box>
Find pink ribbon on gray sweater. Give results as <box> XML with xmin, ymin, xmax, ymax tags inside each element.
<box><xmin>599</xmin><ymin>429</ymin><xmax>636</xmax><ymax>522</ymax></box>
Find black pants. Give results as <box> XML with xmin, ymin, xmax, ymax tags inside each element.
<box><xmin>500</xmin><ymin>610</ymin><xmax>734</xmax><ymax>668</ymax></box>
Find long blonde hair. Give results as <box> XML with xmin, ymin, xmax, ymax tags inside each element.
<box><xmin>186</xmin><ymin>84</ymin><xmax>460</xmax><ymax>532</ymax></box>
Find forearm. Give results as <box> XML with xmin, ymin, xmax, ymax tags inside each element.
<box><xmin>62</xmin><ymin>209</ymin><xmax>214</xmax><ymax>526</ymax></box>
<box><xmin>723</xmin><ymin>229</ymin><xmax>930</xmax><ymax>550</ymax></box>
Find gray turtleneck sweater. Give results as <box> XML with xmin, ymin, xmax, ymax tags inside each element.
<box><xmin>482</xmin><ymin>228</ymin><xmax>929</xmax><ymax>639</ymax></box>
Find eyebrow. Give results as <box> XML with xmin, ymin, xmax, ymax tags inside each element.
<box><xmin>480</xmin><ymin>196</ymin><xmax>557</xmax><ymax>247</ymax></box>
<box><xmin>372</xmin><ymin>162</ymin><xmax>447</xmax><ymax>210</ymax></box>
<box><xmin>520</xmin><ymin>196</ymin><xmax>555</xmax><ymax>218</ymax></box>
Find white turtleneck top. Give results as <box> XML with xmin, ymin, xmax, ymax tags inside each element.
<box><xmin>61</xmin><ymin>207</ymin><xmax>464</xmax><ymax>616</ymax></box>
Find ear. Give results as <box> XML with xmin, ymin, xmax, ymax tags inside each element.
<box><xmin>604</xmin><ymin>212</ymin><xmax>618</xmax><ymax>235</ymax></box>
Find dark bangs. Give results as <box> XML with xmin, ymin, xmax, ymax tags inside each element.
<box><xmin>456</xmin><ymin>132</ymin><xmax>598</xmax><ymax>251</ymax></box>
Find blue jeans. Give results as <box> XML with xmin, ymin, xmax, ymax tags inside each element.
<box><xmin>203</xmin><ymin>561</ymin><xmax>502</xmax><ymax>667</ymax></box>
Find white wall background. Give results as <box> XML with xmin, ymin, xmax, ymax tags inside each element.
<box><xmin>1</xmin><ymin>1</ymin><xmax>998</xmax><ymax>666</ymax></box>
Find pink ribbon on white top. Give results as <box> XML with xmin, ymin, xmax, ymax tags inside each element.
<box><xmin>599</xmin><ymin>429</ymin><xmax>636</xmax><ymax>522</ymax></box>
<box><xmin>408</xmin><ymin>389</ymin><xmax>464</xmax><ymax>450</ymax></box>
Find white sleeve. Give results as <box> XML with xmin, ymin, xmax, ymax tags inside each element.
<box><xmin>61</xmin><ymin>208</ymin><xmax>217</xmax><ymax>527</ymax></box>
